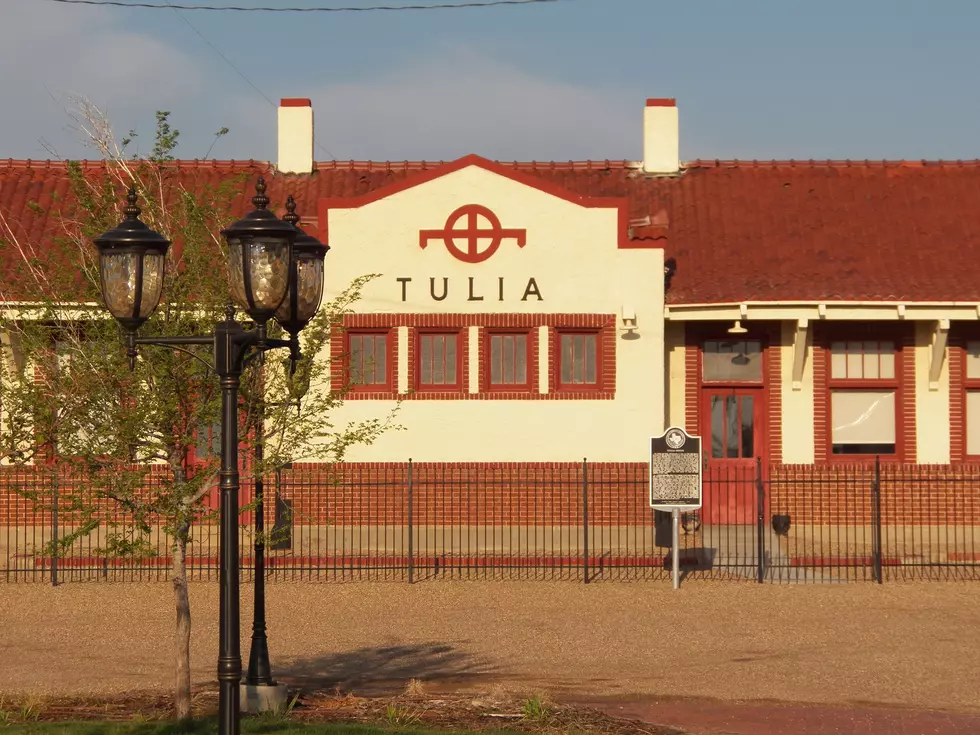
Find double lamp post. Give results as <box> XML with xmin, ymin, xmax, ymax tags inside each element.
<box><xmin>92</xmin><ymin>179</ymin><xmax>328</xmax><ymax>735</ymax></box>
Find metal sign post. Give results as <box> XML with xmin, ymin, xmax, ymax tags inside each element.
<box><xmin>649</xmin><ymin>427</ymin><xmax>703</xmax><ymax>590</ymax></box>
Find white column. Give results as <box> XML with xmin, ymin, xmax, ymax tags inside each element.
<box><xmin>397</xmin><ymin>326</ymin><xmax>409</xmax><ymax>394</ymax></box>
<box><xmin>468</xmin><ymin>326</ymin><xmax>480</xmax><ymax>393</ymax></box>
<box><xmin>537</xmin><ymin>325</ymin><xmax>549</xmax><ymax>394</ymax></box>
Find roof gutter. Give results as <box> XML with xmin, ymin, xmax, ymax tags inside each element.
<box><xmin>666</xmin><ymin>301</ymin><xmax>980</xmax><ymax>321</ymax></box>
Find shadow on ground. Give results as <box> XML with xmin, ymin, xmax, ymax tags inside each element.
<box><xmin>277</xmin><ymin>642</ymin><xmax>500</xmax><ymax>696</ymax></box>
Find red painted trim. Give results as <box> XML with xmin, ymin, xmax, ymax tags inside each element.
<box><xmin>483</xmin><ymin>329</ymin><xmax>535</xmax><ymax>393</ymax></box>
<box><xmin>646</xmin><ymin>98</ymin><xmax>677</xmax><ymax>107</ymax></box>
<box><xmin>689</xmin><ymin>323</ymin><xmax>772</xmax><ymax>469</ymax></box>
<box><xmin>951</xmin><ymin>326</ymin><xmax>980</xmax><ymax>462</ymax></box>
<box><xmin>551</xmin><ymin>324</ymin><xmax>615</xmax><ymax>396</ymax></box>
<box><xmin>346</xmin><ymin>329</ymin><xmax>395</xmax><ymax>393</ymax></box>
<box><xmin>815</xmin><ymin>324</ymin><xmax>911</xmax><ymax>464</ymax></box>
<box><xmin>330</xmin><ymin>325</ymin><xmax>398</xmax><ymax>397</ymax></box>
<box><xmin>338</xmin><ymin>313</ymin><xmax>614</xmax><ymax>401</ymax></box>
<box><xmin>316</xmin><ymin>154</ymin><xmax>637</xmax><ymax>250</ymax></box>
<box><xmin>280</xmin><ymin>98</ymin><xmax>311</xmax><ymax>107</ymax></box>
<box><xmin>415</xmin><ymin>329</ymin><xmax>466</xmax><ymax>393</ymax></box>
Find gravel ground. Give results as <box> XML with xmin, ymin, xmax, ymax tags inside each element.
<box><xmin>0</xmin><ymin>581</ymin><xmax>978</xmax><ymax>714</ymax></box>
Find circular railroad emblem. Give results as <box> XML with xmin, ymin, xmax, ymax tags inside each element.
<box><xmin>419</xmin><ymin>204</ymin><xmax>527</xmax><ymax>264</ymax></box>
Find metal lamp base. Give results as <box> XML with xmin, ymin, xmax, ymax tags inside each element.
<box><xmin>240</xmin><ymin>682</ymin><xmax>290</xmax><ymax>714</ymax></box>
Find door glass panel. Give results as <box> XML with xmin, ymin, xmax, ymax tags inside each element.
<box><xmin>711</xmin><ymin>395</ymin><xmax>724</xmax><ymax>458</ymax></box>
<box><xmin>741</xmin><ymin>395</ymin><xmax>754</xmax><ymax>458</ymax></box>
<box><xmin>725</xmin><ymin>394</ymin><xmax>739</xmax><ymax>458</ymax></box>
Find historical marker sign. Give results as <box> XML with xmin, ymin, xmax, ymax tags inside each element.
<box><xmin>649</xmin><ymin>426</ymin><xmax>702</xmax><ymax>511</ymax></box>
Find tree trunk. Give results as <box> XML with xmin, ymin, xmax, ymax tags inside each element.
<box><xmin>172</xmin><ymin>525</ymin><xmax>192</xmax><ymax>721</ymax></box>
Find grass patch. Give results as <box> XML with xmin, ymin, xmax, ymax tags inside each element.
<box><xmin>0</xmin><ymin>719</ymin><xmax>527</xmax><ymax>735</ymax></box>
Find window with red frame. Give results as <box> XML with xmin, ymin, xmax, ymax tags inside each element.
<box><xmin>827</xmin><ymin>339</ymin><xmax>899</xmax><ymax>456</ymax></box>
<box><xmin>487</xmin><ymin>331</ymin><xmax>530</xmax><ymax>390</ymax></box>
<box><xmin>557</xmin><ymin>330</ymin><xmax>600</xmax><ymax>389</ymax></box>
<box><xmin>194</xmin><ymin>421</ymin><xmax>221</xmax><ymax>462</ymax></box>
<box><xmin>417</xmin><ymin>332</ymin><xmax>461</xmax><ymax>390</ymax></box>
<box><xmin>348</xmin><ymin>332</ymin><xmax>391</xmax><ymax>389</ymax></box>
<box><xmin>963</xmin><ymin>342</ymin><xmax>980</xmax><ymax>457</ymax></box>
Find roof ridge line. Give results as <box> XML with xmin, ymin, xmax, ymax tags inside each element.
<box><xmin>686</xmin><ymin>158</ymin><xmax>980</xmax><ymax>168</ymax></box>
<box><xmin>0</xmin><ymin>158</ymin><xmax>273</xmax><ymax>170</ymax></box>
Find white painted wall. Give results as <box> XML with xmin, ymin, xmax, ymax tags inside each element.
<box><xmin>664</xmin><ymin>322</ymin><xmax>686</xmax><ymax>430</ymax></box>
<box><xmin>780</xmin><ymin>321</ymin><xmax>815</xmax><ymax>464</ymax></box>
<box><xmin>643</xmin><ymin>101</ymin><xmax>679</xmax><ymax>175</ymax></box>
<box><xmin>915</xmin><ymin>321</ymin><xmax>950</xmax><ymax>463</ymax></box>
<box><xmin>315</xmin><ymin>163</ymin><xmax>665</xmax><ymax>463</ymax></box>
<box><xmin>277</xmin><ymin>102</ymin><xmax>313</xmax><ymax>175</ymax></box>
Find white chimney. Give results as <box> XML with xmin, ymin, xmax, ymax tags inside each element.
<box><xmin>643</xmin><ymin>98</ymin><xmax>679</xmax><ymax>175</ymax></box>
<box><xmin>277</xmin><ymin>98</ymin><xmax>314</xmax><ymax>174</ymax></box>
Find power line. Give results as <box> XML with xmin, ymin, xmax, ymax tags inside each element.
<box><xmin>163</xmin><ymin>1</ymin><xmax>338</xmax><ymax>158</ymax></box>
<box><xmin>47</xmin><ymin>0</ymin><xmax>558</xmax><ymax>12</ymax></box>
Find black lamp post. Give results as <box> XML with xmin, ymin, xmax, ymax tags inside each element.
<box><xmin>244</xmin><ymin>195</ymin><xmax>328</xmax><ymax>690</ymax></box>
<box><xmin>93</xmin><ymin>179</ymin><xmax>327</xmax><ymax>735</ymax></box>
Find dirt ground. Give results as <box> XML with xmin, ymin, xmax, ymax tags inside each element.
<box><xmin>1</xmin><ymin>580</ymin><xmax>978</xmax><ymax>716</ymax></box>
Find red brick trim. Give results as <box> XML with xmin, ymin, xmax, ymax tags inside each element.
<box><xmin>336</xmin><ymin>314</ymin><xmax>615</xmax><ymax>400</ymax></box>
<box><xmin>330</xmin><ymin>325</ymin><xmax>399</xmax><ymax>398</ymax></box>
<box><xmin>683</xmin><ymin>325</ymin><xmax>698</xmax><ymax>434</ymax></box>
<box><xmin>768</xmin><ymin>336</ymin><xmax>783</xmax><ymax>464</ymax></box>
<box><xmin>900</xmin><ymin>328</ymin><xmax>917</xmax><ymax>464</ymax></box>
<box><xmin>551</xmin><ymin>326</ymin><xmax>615</xmax><ymax>397</ymax></box>
<box><xmin>813</xmin><ymin>323</ymin><xmax>912</xmax><ymax>464</ymax></box>
<box><xmin>813</xmin><ymin>340</ymin><xmax>828</xmax><ymax>464</ymax></box>
<box><xmin>950</xmin><ymin>341</ymin><xmax>965</xmax><ymax>463</ymax></box>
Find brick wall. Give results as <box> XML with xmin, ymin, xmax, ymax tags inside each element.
<box><xmin>3</xmin><ymin>462</ymin><xmax>979</xmax><ymax>528</ymax></box>
<box><xmin>334</xmin><ymin>313</ymin><xmax>616</xmax><ymax>400</ymax></box>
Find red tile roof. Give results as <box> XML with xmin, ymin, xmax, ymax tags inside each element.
<box><xmin>2</xmin><ymin>156</ymin><xmax>980</xmax><ymax>305</ymax></box>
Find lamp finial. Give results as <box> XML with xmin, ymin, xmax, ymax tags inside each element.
<box><xmin>283</xmin><ymin>195</ymin><xmax>300</xmax><ymax>226</ymax></box>
<box><xmin>251</xmin><ymin>177</ymin><xmax>270</xmax><ymax>210</ymax></box>
<box><xmin>124</xmin><ymin>186</ymin><xmax>141</xmax><ymax>220</ymax></box>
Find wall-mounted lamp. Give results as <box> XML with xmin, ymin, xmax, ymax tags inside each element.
<box><xmin>621</xmin><ymin>305</ymin><xmax>640</xmax><ymax>339</ymax></box>
<box><xmin>727</xmin><ymin>320</ymin><xmax>748</xmax><ymax>335</ymax></box>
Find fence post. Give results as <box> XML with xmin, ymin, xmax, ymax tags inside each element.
<box><xmin>50</xmin><ymin>469</ymin><xmax>59</xmax><ymax>587</ymax></box>
<box><xmin>407</xmin><ymin>459</ymin><xmax>414</xmax><ymax>585</ymax></box>
<box><xmin>582</xmin><ymin>458</ymin><xmax>589</xmax><ymax>584</ymax></box>
<box><xmin>756</xmin><ymin>457</ymin><xmax>765</xmax><ymax>584</ymax></box>
<box><xmin>872</xmin><ymin>456</ymin><xmax>883</xmax><ymax>584</ymax></box>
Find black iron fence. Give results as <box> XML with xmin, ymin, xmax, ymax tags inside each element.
<box><xmin>2</xmin><ymin>459</ymin><xmax>979</xmax><ymax>584</ymax></box>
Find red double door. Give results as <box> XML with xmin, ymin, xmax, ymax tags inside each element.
<box><xmin>699</xmin><ymin>386</ymin><xmax>768</xmax><ymax>525</ymax></box>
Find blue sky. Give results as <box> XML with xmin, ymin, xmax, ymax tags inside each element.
<box><xmin>4</xmin><ymin>0</ymin><xmax>980</xmax><ymax>162</ymax></box>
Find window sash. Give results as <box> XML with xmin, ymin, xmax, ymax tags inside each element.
<box><xmin>349</xmin><ymin>333</ymin><xmax>389</xmax><ymax>387</ymax></box>
<box><xmin>559</xmin><ymin>332</ymin><xmax>598</xmax><ymax>386</ymax></box>
<box><xmin>965</xmin><ymin>341</ymin><xmax>980</xmax><ymax>381</ymax></box>
<box><xmin>419</xmin><ymin>333</ymin><xmax>459</xmax><ymax>387</ymax></box>
<box><xmin>489</xmin><ymin>333</ymin><xmax>528</xmax><ymax>387</ymax></box>
<box><xmin>830</xmin><ymin>340</ymin><xmax>896</xmax><ymax>381</ymax></box>
<box><xmin>966</xmin><ymin>390</ymin><xmax>980</xmax><ymax>456</ymax></box>
<box><xmin>830</xmin><ymin>390</ymin><xmax>896</xmax><ymax>450</ymax></box>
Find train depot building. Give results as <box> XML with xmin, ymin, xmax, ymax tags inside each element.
<box><xmin>3</xmin><ymin>96</ymin><xmax>980</xmax><ymax>535</ymax></box>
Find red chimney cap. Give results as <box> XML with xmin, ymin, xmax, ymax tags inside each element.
<box><xmin>646</xmin><ymin>98</ymin><xmax>677</xmax><ymax>107</ymax></box>
<box><xmin>280</xmin><ymin>98</ymin><xmax>312</xmax><ymax>107</ymax></box>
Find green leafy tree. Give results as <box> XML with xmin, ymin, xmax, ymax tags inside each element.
<box><xmin>0</xmin><ymin>104</ymin><xmax>400</xmax><ymax>721</ymax></box>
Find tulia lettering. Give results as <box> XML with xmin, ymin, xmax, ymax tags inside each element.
<box><xmin>396</xmin><ymin>276</ymin><xmax>543</xmax><ymax>302</ymax></box>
